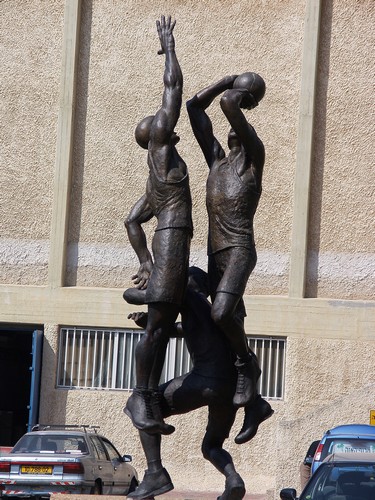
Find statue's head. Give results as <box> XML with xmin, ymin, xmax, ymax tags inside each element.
<box><xmin>233</xmin><ymin>72</ymin><xmax>266</xmax><ymax>105</ymax></box>
<box><xmin>135</xmin><ymin>115</ymin><xmax>155</xmax><ymax>149</ymax></box>
<box><xmin>188</xmin><ymin>266</ymin><xmax>209</xmax><ymax>297</ymax></box>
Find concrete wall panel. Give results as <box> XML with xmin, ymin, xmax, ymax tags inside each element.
<box><xmin>1</xmin><ymin>0</ymin><xmax>64</xmax><ymax>284</ymax></box>
<box><xmin>308</xmin><ymin>0</ymin><xmax>375</xmax><ymax>299</ymax></box>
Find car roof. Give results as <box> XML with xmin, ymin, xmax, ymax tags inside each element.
<box><xmin>28</xmin><ymin>430</ymin><xmax>86</xmax><ymax>435</ymax></box>
<box><xmin>26</xmin><ymin>424</ymin><xmax>102</xmax><ymax>437</ymax></box>
<box><xmin>22</xmin><ymin>430</ymin><xmax>104</xmax><ymax>439</ymax></box>
<box><xmin>324</xmin><ymin>424</ymin><xmax>375</xmax><ymax>437</ymax></box>
<box><xmin>323</xmin><ymin>452</ymin><xmax>375</xmax><ymax>464</ymax></box>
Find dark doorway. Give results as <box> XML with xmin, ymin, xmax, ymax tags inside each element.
<box><xmin>0</xmin><ymin>327</ymin><xmax>43</xmax><ymax>446</ymax></box>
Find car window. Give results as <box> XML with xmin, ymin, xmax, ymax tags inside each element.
<box><xmin>12</xmin><ymin>435</ymin><xmax>40</xmax><ymax>453</ymax></box>
<box><xmin>322</xmin><ymin>438</ymin><xmax>375</xmax><ymax>461</ymax></box>
<box><xmin>101</xmin><ymin>438</ymin><xmax>121</xmax><ymax>461</ymax></box>
<box><xmin>12</xmin><ymin>434</ymin><xmax>88</xmax><ymax>454</ymax></box>
<box><xmin>89</xmin><ymin>435</ymin><xmax>108</xmax><ymax>460</ymax></box>
<box><xmin>302</xmin><ymin>463</ymin><xmax>333</xmax><ymax>498</ymax></box>
<box><xmin>301</xmin><ymin>463</ymin><xmax>375</xmax><ymax>500</ymax></box>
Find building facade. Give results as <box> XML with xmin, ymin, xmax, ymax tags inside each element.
<box><xmin>1</xmin><ymin>0</ymin><xmax>374</xmax><ymax>496</ymax></box>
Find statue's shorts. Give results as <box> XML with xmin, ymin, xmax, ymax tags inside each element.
<box><xmin>145</xmin><ymin>227</ymin><xmax>191</xmax><ymax>305</ymax></box>
<box><xmin>159</xmin><ymin>371</ymin><xmax>237</xmax><ymax>440</ymax></box>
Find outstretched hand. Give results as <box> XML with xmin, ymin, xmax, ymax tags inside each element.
<box><xmin>156</xmin><ymin>15</ymin><xmax>176</xmax><ymax>55</ymax></box>
<box><xmin>223</xmin><ymin>88</ymin><xmax>258</xmax><ymax>110</ymax></box>
<box><xmin>127</xmin><ymin>311</ymin><xmax>148</xmax><ymax>329</ymax></box>
<box><xmin>238</xmin><ymin>89</ymin><xmax>258</xmax><ymax>110</ymax></box>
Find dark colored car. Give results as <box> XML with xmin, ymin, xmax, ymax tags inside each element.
<box><xmin>280</xmin><ymin>452</ymin><xmax>375</xmax><ymax>500</ymax></box>
<box><xmin>0</xmin><ymin>424</ymin><xmax>138</xmax><ymax>498</ymax></box>
<box><xmin>311</xmin><ymin>424</ymin><xmax>375</xmax><ymax>474</ymax></box>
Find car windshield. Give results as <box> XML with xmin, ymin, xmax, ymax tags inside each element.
<box><xmin>321</xmin><ymin>438</ymin><xmax>375</xmax><ymax>462</ymax></box>
<box><xmin>11</xmin><ymin>434</ymin><xmax>89</xmax><ymax>455</ymax></box>
<box><xmin>301</xmin><ymin>462</ymin><xmax>375</xmax><ymax>499</ymax></box>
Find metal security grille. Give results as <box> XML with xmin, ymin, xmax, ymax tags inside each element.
<box><xmin>248</xmin><ymin>337</ymin><xmax>286</xmax><ymax>399</ymax></box>
<box><xmin>57</xmin><ymin>327</ymin><xmax>286</xmax><ymax>399</ymax></box>
<box><xmin>56</xmin><ymin>328</ymin><xmax>191</xmax><ymax>391</ymax></box>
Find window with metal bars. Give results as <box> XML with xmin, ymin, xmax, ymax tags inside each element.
<box><xmin>247</xmin><ymin>337</ymin><xmax>286</xmax><ymax>399</ymax></box>
<box><xmin>57</xmin><ymin>327</ymin><xmax>286</xmax><ymax>399</ymax></box>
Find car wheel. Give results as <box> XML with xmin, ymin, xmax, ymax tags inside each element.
<box><xmin>91</xmin><ymin>481</ymin><xmax>102</xmax><ymax>495</ymax></box>
<box><xmin>128</xmin><ymin>477</ymin><xmax>139</xmax><ymax>493</ymax></box>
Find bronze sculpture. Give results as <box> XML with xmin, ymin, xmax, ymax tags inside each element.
<box><xmin>186</xmin><ymin>72</ymin><xmax>266</xmax><ymax>408</ymax></box>
<box><xmin>123</xmin><ymin>15</ymin><xmax>272</xmax><ymax>500</ymax></box>
<box><xmin>126</xmin><ymin>268</ymin><xmax>273</xmax><ymax>500</ymax></box>
<box><xmin>123</xmin><ymin>15</ymin><xmax>193</xmax><ymax>435</ymax></box>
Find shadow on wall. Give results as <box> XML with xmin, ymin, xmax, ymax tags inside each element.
<box><xmin>306</xmin><ymin>0</ymin><xmax>333</xmax><ymax>298</ymax></box>
<box><xmin>39</xmin><ymin>338</ymin><xmax>68</xmax><ymax>426</ymax></box>
<box><xmin>66</xmin><ymin>0</ymin><xmax>93</xmax><ymax>287</ymax></box>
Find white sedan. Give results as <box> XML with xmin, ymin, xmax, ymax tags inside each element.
<box><xmin>0</xmin><ymin>425</ymin><xmax>138</xmax><ymax>497</ymax></box>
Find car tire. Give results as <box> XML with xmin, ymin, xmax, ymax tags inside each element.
<box><xmin>128</xmin><ymin>477</ymin><xmax>138</xmax><ymax>493</ymax></box>
<box><xmin>91</xmin><ymin>481</ymin><xmax>102</xmax><ymax>495</ymax></box>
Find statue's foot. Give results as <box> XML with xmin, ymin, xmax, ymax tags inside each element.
<box><xmin>217</xmin><ymin>473</ymin><xmax>245</xmax><ymax>500</ymax></box>
<box><xmin>234</xmin><ymin>394</ymin><xmax>274</xmax><ymax>444</ymax></box>
<box><xmin>124</xmin><ymin>389</ymin><xmax>157</xmax><ymax>433</ymax></box>
<box><xmin>124</xmin><ymin>389</ymin><xmax>175</xmax><ymax>435</ymax></box>
<box><xmin>149</xmin><ymin>390</ymin><xmax>175</xmax><ymax>435</ymax></box>
<box><xmin>127</xmin><ymin>467</ymin><xmax>174</xmax><ymax>499</ymax></box>
<box><xmin>233</xmin><ymin>354</ymin><xmax>261</xmax><ymax>408</ymax></box>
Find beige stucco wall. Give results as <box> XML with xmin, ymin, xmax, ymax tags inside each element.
<box><xmin>307</xmin><ymin>0</ymin><xmax>375</xmax><ymax>299</ymax></box>
<box><xmin>64</xmin><ymin>0</ymin><xmax>305</xmax><ymax>295</ymax></box>
<box><xmin>2</xmin><ymin>0</ymin><xmax>374</xmax><ymax>298</ymax></box>
<box><xmin>1</xmin><ymin>0</ymin><xmax>375</xmax><ymax>498</ymax></box>
<box><xmin>1</xmin><ymin>0</ymin><xmax>64</xmax><ymax>285</ymax></box>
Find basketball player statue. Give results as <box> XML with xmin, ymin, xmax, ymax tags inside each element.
<box><xmin>123</xmin><ymin>16</ymin><xmax>193</xmax><ymax>434</ymax></box>
<box><xmin>187</xmin><ymin>71</ymin><xmax>266</xmax><ymax>409</ymax></box>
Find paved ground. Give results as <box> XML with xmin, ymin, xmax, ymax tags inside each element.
<box><xmin>158</xmin><ymin>491</ymin><xmax>268</xmax><ymax>499</ymax></box>
<box><xmin>60</xmin><ymin>492</ymin><xmax>268</xmax><ymax>500</ymax></box>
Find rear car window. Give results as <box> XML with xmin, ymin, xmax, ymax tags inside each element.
<box><xmin>12</xmin><ymin>434</ymin><xmax>88</xmax><ymax>454</ymax></box>
<box><xmin>321</xmin><ymin>438</ymin><xmax>375</xmax><ymax>461</ymax></box>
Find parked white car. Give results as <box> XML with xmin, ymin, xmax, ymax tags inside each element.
<box><xmin>0</xmin><ymin>425</ymin><xmax>138</xmax><ymax>498</ymax></box>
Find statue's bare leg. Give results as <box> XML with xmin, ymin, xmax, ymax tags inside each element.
<box><xmin>202</xmin><ymin>406</ymin><xmax>245</xmax><ymax>500</ymax></box>
<box><xmin>127</xmin><ymin>431</ymin><xmax>173</xmax><ymax>499</ymax></box>
<box><xmin>124</xmin><ymin>303</ymin><xmax>179</xmax><ymax>435</ymax></box>
<box><xmin>211</xmin><ymin>291</ymin><xmax>261</xmax><ymax>407</ymax></box>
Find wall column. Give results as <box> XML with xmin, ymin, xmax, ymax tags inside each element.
<box><xmin>289</xmin><ymin>0</ymin><xmax>322</xmax><ymax>298</ymax></box>
<box><xmin>48</xmin><ymin>0</ymin><xmax>82</xmax><ymax>288</ymax></box>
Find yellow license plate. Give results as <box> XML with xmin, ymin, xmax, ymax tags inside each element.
<box><xmin>20</xmin><ymin>465</ymin><xmax>53</xmax><ymax>474</ymax></box>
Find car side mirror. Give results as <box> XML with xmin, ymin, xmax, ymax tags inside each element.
<box><xmin>122</xmin><ymin>454</ymin><xmax>132</xmax><ymax>463</ymax></box>
<box><xmin>280</xmin><ymin>488</ymin><xmax>297</xmax><ymax>500</ymax></box>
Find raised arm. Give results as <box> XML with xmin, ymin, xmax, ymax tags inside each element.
<box><xmin>150</xmin><ymin>16</ymin><xmax>182</xmax><ymax>145</ymax></box>
<box><xmin>186</xmin><ymin>75</ymin><xmax>237</xmax><ymax>167</ymax></box>
<box><xmin>220</xmin><ymin>88</ymin><xmax>265</xmax><ymax>166</ymax></box>
<box><xmin>124</xmin><ymin>194</ymin><xmax>154</xmax><ymax>289</ymax></box>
